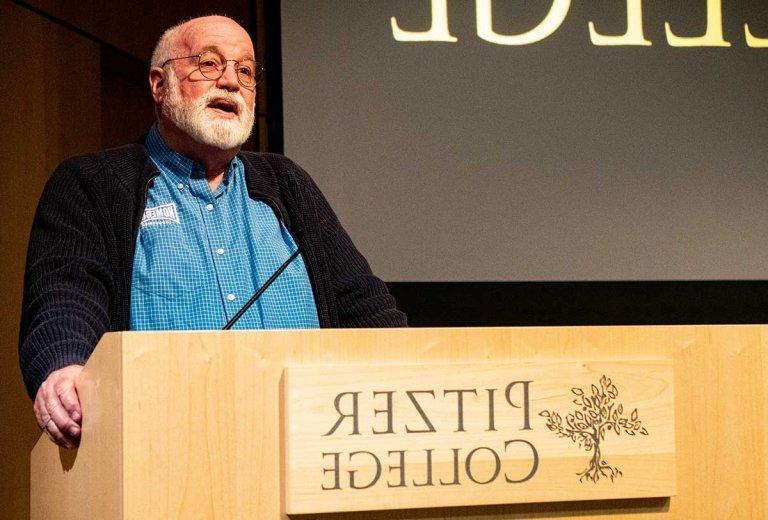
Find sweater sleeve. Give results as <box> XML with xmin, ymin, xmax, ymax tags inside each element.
<box><xmin>18</xmin><ymin>159</ymin><xmax>113</xmax><ymax>399</ymax></box>
<box><xmin>290</xmin><ymin>162</ymin><xmax>408</xmax><ymax>328</ymax></box>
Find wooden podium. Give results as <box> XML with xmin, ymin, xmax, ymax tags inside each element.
<box><xmin>30</xmin><ymin>327</ymin><xmax>767</xmax><ymax>519</ymax></box>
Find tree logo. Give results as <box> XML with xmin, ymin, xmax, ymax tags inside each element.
<box><xmin>539</xmin><ymin>375</ymin><xmax>648</xmax><ymax>483</ymax></box>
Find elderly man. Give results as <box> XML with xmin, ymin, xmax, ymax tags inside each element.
<box><xmin>20</xmin><ymin>15</ymin><xmax>406</xmax><ymax>449</ymax></box>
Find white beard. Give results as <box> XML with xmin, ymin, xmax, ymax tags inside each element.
<box><xmin>161</xmin><ymin>70</ymin><xmax>254</xmax><ymax>150</ymax></box>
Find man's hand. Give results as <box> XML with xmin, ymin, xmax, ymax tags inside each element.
<box><xmin>34</xmin><ymin>364</ymin><xmax>84</xmax><ymax>449</ymax></box>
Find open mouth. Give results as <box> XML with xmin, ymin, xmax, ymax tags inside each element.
<box><xmin>207</xmin><ymin>99</ymin><xmax>239</xmax><ymax>116</ymax></box>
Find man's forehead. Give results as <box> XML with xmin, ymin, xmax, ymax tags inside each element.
<box><xmin>196</xmin><ymin>43</ymin><xmax>255</xmax><ymax>60</ymax></box>
<box><xmin>176</xmin><ymin>18</ymin><xmax>254</xmax><ymax>58</ymax></box>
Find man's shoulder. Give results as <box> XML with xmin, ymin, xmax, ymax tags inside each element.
<box><xmin>239</xmin><ymin>150</ymin><xmax>303</xmax><ymax>174</ymax></box>
<box><xmin>238</xmin><ymin>150</ymin><xmax>317</xmax><ymax>190</ymax></box>
<box><xmin>51</xmin><ymin>142</ymin><xmax>153</xmax><ymax>191</ymax></box>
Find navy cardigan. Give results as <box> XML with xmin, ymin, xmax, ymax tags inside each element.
<box><xmin>19</xmin><ymin>143</ymin><xmax>406</xmax><ymax>398</ymax></box>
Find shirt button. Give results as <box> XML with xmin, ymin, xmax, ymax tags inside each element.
<box><xmin>227</xmin><ymin>293</ymin><xmax>236</xmax><ymax>302</ymax></box>
<box><xmin>177</xmin><ymin>183</ymin><xmax>184</xmax><ymax>190</ymax></box>
<box><xmin>216</xmin><ymin>247</ymin><xmax>225</xmax><ymax>255</ymax></box>
<box><xmin>206</xmin><ymin>203</ymin><xmax>214</xmax><ymax>212</ymax></box>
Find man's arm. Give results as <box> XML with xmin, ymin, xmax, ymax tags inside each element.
<box><xmin>291</xmin><ymin>163</ymin><xmax>408</xmax><ymax>328</ymax></box>
<box><xmin>19</xmin><ymin>158</ymin><xmax>113</xmax><ymax>447</ymax></box>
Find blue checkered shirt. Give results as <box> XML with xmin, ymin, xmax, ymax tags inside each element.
<box><xmin>130</xmin><ymin>125</ymin><xmax>319</xmax><ymax>330</ymax></box>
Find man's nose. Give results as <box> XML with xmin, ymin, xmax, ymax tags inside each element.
<box><xmin>216</xmin><ymin>62</ymin><xmax>240</xmax><ymax>91</ymax></box>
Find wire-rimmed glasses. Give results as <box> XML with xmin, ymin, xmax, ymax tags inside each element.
<box><xmin>162</xmin><ymin>50</ymin><xmax>264</xmax><ymax>89</ymax></box>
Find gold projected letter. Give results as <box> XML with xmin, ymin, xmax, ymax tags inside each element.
<box><xmin>391</xmin><ymin>0</ymin><xmax>457</xmax><ymax>42</ymax></box>
<box><xmin>589</xmin><ymin>0</ymin><xmax>651</xmax><ymax>46</ymax></box>
<box><xmin>476</xmin><ymin>0</ymin><xmax>571</xmax><ymax>46</ymax></box>
<box><xmin>665</xmin><ymin>0</ymin><xmax>731</xmax><ymax>47</ymax></box>
<box><xmin>745</xmin><ymin>24</ymin><xmax>768</xmax><ymax>47</ymax></box>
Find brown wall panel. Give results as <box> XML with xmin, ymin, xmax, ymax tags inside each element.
<box><xmin>19</xmin><ymin>0</ymin><xmax>270</xmax><ymax>151</ymax></box>
<box><xmin>0</xmin><ymin>1</ymin><xmax>101</xmax><ymax>518</ymax></box>
<box><xmin>100</xmin><ymin>46</ymin><xmax>155</xmax><ymax>148</ymax></box>
<box><xmin>20</xmin><ymin>0</ymin><xmax>250</xmax><ymax>62</ymax></box>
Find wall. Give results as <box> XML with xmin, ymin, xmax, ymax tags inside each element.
<box><xmin>21</xmin><ymin>0</ymin><xmax>250</xmax><ymax>62</ymax></box>
<box><xmin>0</xmin><ymin>2</ymin><xmax>101</xmax><ymax>518</ymax></box>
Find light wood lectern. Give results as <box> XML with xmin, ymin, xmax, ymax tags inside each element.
<box><xmin>30</xmin><ymin>327</ymin><xmax>767</xmax><ymax>519</ymax></box>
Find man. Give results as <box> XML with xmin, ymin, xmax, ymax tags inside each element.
<box><xmin>20</xmin><ymin>15</ymin><xmax>406</xmax><ymax>449</ymax></box>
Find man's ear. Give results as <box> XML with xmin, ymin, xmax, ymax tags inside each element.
<box><xmin>149</xmin><ymin>67</ymin><xmax>166</xmax><ymax>103</ymax></box>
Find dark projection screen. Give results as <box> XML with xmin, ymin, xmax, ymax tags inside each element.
<box><xmin>281</xmin><ymin>1</ymin><xmax>768</xmax><ymax>282</ymax></box>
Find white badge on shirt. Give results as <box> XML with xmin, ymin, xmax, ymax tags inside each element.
<box><xmin>141</xmin><ymin>203</ymin><xmax>180</xmax><ymax>227</ymax></box>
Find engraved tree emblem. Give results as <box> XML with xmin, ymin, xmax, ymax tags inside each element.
<box><xmin>539</xmin><ymin>375</ymin><xmax>648</xmax><ymax>483</ymax></box>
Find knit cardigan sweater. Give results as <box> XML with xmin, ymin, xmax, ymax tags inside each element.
<box><xmin>19</xmin><ymin>143</ymin><xmax>407</xmax><ymax>398</ymax></box>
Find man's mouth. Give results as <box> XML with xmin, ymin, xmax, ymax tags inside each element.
<box><xmin>207</xmin><ymin>99</ymin><xmax>239</xmax><ymax>116</ymax></box>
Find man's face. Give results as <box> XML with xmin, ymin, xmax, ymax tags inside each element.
<box><xmin>160</xmin><ymin>17</ymin><xmax>257</xmax><ymax>150</ymax></box>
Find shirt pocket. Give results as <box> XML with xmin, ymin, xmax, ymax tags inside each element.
<box><xmin>132</xmin><ymin>223</ymin><xmax>203</xmax><ymax>300</ymax></box>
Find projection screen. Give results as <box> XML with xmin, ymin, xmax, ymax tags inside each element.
<box><xmin>281</xmin><ymin>1</ymin><xmax>768</xmax><ymax>282</ymax></box>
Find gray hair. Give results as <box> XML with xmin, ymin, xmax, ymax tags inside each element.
<box><xmin>150</xmin><ymin>20</ymin><xmax>187</xmax><ymax>68</ymax></box>
<box><xmin>151</xmin><ymin>15</ymin><xmax>242</xmax><ymax>68</ymax></box>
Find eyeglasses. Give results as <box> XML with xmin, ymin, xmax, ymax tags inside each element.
<box><xmin>161</xmin><ymin>50</ymin><xmax>264</xmax><ymax>89</ymax></box>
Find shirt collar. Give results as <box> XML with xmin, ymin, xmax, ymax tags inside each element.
<box><xmin>144</xmin><ymin>124</ymin><xmax>241</xmax><ymax>185</ymax></box>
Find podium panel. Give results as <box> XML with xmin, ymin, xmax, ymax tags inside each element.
<box><xmin>284</xmin><ymin>361</ymin><xmax>674</xmax><ymax>513</ymax></box>
<box><xmin>30</xmin><ymin>326</ymin><xmax>768</xmax><ymax>519</ymax></box>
